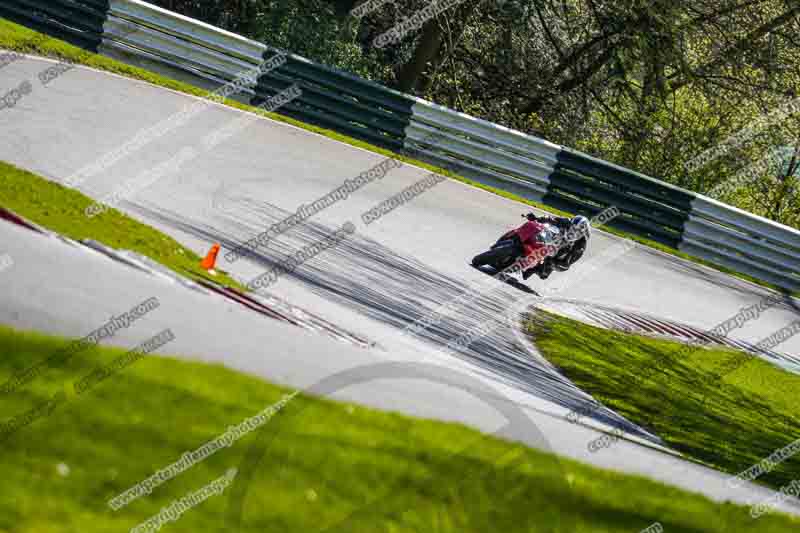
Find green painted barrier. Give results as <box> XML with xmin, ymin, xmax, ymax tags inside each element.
<box><xmin>254</xmin><ymin>50</ymin><xmax>414</xmax><ymax>150</ymax></box>
<box><xmin>549</xmin><ymin>149</ymin><xmax>692</xmax><ymax>247</ymax></box>
<box><xmin>0</xmin><ymin>0</ymin><xmax>109</xmax><ymax>51</ymax></box>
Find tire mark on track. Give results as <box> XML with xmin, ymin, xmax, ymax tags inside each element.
<box><xmin>129</xmin><ymin>198</ymin><xmax>653</xmax><ymax>440</ymax></box>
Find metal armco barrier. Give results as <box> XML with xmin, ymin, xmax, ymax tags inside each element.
<box><xmin>681</xmin><ymin>196</ymin><xmax>800</xmax><ymax>290</ymax></box>
<box><xmin>1</xmin><ymin>0</ymin><xmax>798</xmax><ymax>291</ymax></box>
<box><xmin>103</xmin><ymin>0</ymin><xmax>264</xmax><ymax>90</ymax></box>
<box><xmin>402</xmin><ymin>98</ymin><xmax>557</xmax><ymax>202</ymax></box>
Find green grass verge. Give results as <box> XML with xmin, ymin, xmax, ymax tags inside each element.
<box><xmin>528</xmin><ymin>311</ymin><xmax>800</xmax><ymax>493</ymax></box>
<box><xmin>1</xmin><ymin>17</ymin><xmax>796</xmax><ymax>299</ymax></box>
<box><xmin>2</xmin><ymin>324</ymin><xmax>799</xmax><ymax>532</ymax></box>
<box><xmin>0</xmin><ymin>160</ymin><xmax>244</xmax><ymax>290</ymax></box>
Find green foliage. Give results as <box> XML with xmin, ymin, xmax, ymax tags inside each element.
<box><xmin>149</xmin><ymin>0</ymin><xmax>800</xmax><ymax>229</ymax></box>
<box><xmin>150</xmin><ymin>0</ymin><xmax>391</xmax><ymax>80</ymax></box>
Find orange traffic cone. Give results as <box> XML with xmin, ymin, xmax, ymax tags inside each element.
<box><xmin>200</xmin><ymin>243</ymin><xmax>221</xmax><ymax>275</ymax></box>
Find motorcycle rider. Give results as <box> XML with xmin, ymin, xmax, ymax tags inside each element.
<box><xmin>518</xmin><ymin>213</ymin><xmax>590</xmax><ymax>280</ymax></box>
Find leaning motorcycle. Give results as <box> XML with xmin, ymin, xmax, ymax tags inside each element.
<box><xmin>471</xmin><ymin>214</ymin><xmax>562</xmax><ymax>275</ymax></box>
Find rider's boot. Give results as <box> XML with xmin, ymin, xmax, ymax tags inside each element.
<box><xmin>537</xmin><ymin>258</ymin><xmax>554</xmax><ymax>280</ymax></box>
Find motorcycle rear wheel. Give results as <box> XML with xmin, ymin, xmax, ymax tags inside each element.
<box><xmin>472</xmin><ymin>243</ymin><xmax>518</xmax><ymax>270</ymax></box>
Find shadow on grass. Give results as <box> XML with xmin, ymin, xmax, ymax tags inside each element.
<box><xmin>531</xmin><ymin>312</ymin><xmax>800</xmax><ymax>492</ymax></box>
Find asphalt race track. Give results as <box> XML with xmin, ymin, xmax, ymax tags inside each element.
<box><xmin>1</xmin><ymin>55</ymin><xmax>799</xmax><ymax>514</ymax></box>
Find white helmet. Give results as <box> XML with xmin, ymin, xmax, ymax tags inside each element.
<box><xmin>570</xmin><ymin>215</ymin><xmax>591</xmax><ymax>241</ymax></box>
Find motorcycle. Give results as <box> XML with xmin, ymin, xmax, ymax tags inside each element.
<box><xmin>471</xmin><ymin>213</ymin><xmax>563</xmax><ymax>277</ymax></box>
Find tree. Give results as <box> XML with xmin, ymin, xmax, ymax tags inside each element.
<box><xmin>151</xmin><ymin>0</ymin><xmax>800</xmax><ymax>228</ymax></box>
